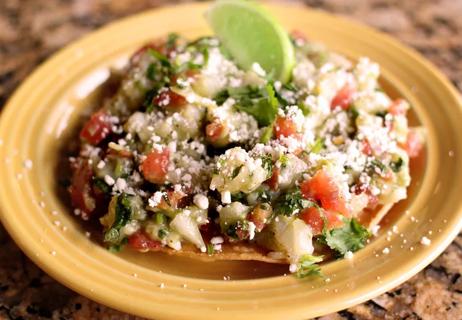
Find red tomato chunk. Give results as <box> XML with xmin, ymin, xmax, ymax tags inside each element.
<box><xmin>69</xmin><ymin>161</ymin><xmax>95</xmax><ymax>217</ymax></box>
<box><xmin>206</xmin><ymin>120</ymin><xmax>226</xmax><ymax>142</ymax></box>
<box><xmin>274</xmin><ymin>116</ymin><xmax>297</xmax><ymax>139</ymax></box>
<box><xmin>266</xmin><ymin>167</ymin><xmax>280</xmax><ymax>191</ymax></box>
<box><xmin>80</xmin><ymin>110</ymin><xmax>112</xmax><ymax>145</ymax></box>
<box><xmin>331</xmin><ymin>84</ymin><xmax>354</xmax><ymax>110</ymax></box>
<box><xmin>300</xmin><ymin>169</ymin><xmax>349</xmax><ymax>216</ymax></box>
<box><xmin>299</xmin><ymin>207</ymin><xmax>342</xmax><ymax>234</ymax></box>
<box><xmin>140</xmin><ymin>148</ymin><xmax>170</xmax><ymax>184</ymax></box>
<box><xmin>153</xmin><ymin>89</ymin><xmax>187</xmax><ymax>109</ymax></box>
<box><xmin>128</xmin><ymin>232</ymin><xmax>161</xmax><ymax>251</ymax></box>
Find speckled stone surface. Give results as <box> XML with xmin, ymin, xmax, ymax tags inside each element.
<box><xmin>0</xmin><ymin>0</ymin><xmax>461</xmax><ymax>319</ymax></box>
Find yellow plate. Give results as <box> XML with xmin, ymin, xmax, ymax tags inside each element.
<box><xmin>1</xmin><ymin>3</ymin><xmax>461</xmax><ymax>319</ymax></box>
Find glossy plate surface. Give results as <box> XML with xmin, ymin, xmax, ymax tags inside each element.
<box><xmin>1</xmin><ymin>3</ymin><xmax>461</xmax><ymax>319</ymax></box>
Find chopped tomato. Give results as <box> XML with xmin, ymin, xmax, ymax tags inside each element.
<box><xmin>300</xmin><ymin>169</ymin><xmax>349</xmax><ymax>216</ymax></box>
<box><xmin>128</xmin><ymin>231</ymin><xmax>161</xmax><ymax>252</ymax></box>
<box><xmin>69</xmin><ymin>160</ymin><xmax>96</xmax><ymax>217</ymax></box>
<box><xmin>331</xmin><ymin>84</ymin><xmax>354</xmax><ymax>110</ymax></box>
<box><xmin>274</xmin><ymin>116</ymin><xmax>297</xmax><ymax>139</ymax></box>
<box><xmin>80</xmin><ymin>110</ymin><xmax>112</xmax><ymax>145</ymax></box>
<box><xmin>389</xmin><ymin>99</ymin><xmax>407</xmax><ymax>116</ymax></box>
<box><xmin>140</xmin><ymin>148</ymin><xmax>170</xmax><ymax>184</ymax></box>
<box><xmin>206</xmin><ymin>120</ymin><xmax>227</xmax><ymax>143</ymax></box>
<box><xmin>299</xmin><ymin>207</ymin><xmax>342</xmax><ymax>234</ymax></box>
<box><xmin>290</xmin><ymin>30</ymin><xmax>307</xmax><ymax>43</ymax></box>
<box><xmin>153</xmin><ymin>89</ymin><xmax>187</xmax><ymax>109</ymax></box>
<box><xmin>266</xmin><ymin>167</ymin><xmax>279</xmax><ymax>190</ymax></box>
<box><xmin>402</xmin><ymin>130</ymin><xmax>423</xmax><ymax>158</ymax></box>
<box><xmin>361</xmin><ymin>139</ymin><xmax>373</xmax><ymax>156</ymax></box>
<box><xmin>249</xmin><ymin>204</ymin><xmax>273</xmax><ymax>232</ymax></box>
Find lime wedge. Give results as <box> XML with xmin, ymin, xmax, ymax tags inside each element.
<box><xmin>206</xmin><ymin>0</ymin><xmax>295</xmax><ymax>83</ymax></box>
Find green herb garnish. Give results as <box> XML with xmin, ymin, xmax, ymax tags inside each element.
<box><xmin>214</xmin><ymin>89</ymin><xmax>230</xmax><ymax>106</ymax></box>
<box><xmin>260</xmin><ymin>124</ymin><xmax>274</xmax><ymax>143</ymax></box>
<box><xmin>231</xmin><ymin>165</ymin><xmax>243</xmax><ymax>179</ymax></box>
<box><xmin>296</xmin><ymin>254</ymin><xmax>323</xmax><ymax>278</ymax></box>
<box><xmin>390</xmin><ymin>157</ymin><xmax>404</xmax><ymax>173</ymax></box>
<box><xmin>207</xmin><ymin>243</ymin><xmax>215</xmax><ymax>255</ymax></box>
<box><xmin>93</xmin><ymin>177</ymin><xmax>111</xmax><ymax>194</ymax></box>
<box><xmin>310</xmin><ymin>138</ymin><xmax>325</xmax><ymax>154</ymax></box>
<box><xmin>155</xmin><ymin>212</ymin><xmax>166</xmax><ymax>225</ymax></box>
<box><xmin>274</xmin><ymin>188</ymin><xmax>316</xmax><ymax>216</ymax></box>
<box><xmin>158</xmin><ymin>228</ymin><xmax>169</xmax><ymax>239</ymax></box>
<box><xmin>217</xmin><ymin>84</ymin><xmax>279</xmax><ymax>126</ymax></box>
<box><xmin>104</xmin><ymin>193</ymin><xmax>133</xmax><ymax>244</ymax></box>
<box><xmin>297</xmin><ymin>101</ymin><xmax>310</xmax><ymax>116</ymax></box>
<box><xmin>260</xmin><ymin>154</ymin><xmax>273</xmax><ymax>178</ymax></box>
<box><xmin>278</xmin><ymin>154</ymin><xmax>289</xmax><ymax>168</ymax></box>
<box><xmin>321</xmin><ymin>218</ymin><xmax>370</xmax><ymax>255</ymax></box>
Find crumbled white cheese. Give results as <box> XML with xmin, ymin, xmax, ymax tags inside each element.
<box><xmin>193</xmin><ymin>194</ymin><xmax>209</xmax><ymax>210</ymax></box>
<box><xmin>248</xmin><ymin>222</ymin><xmax>256</xmax><ymax>240</ymax></box>
<box><xmin>371</xmin><ymin>225</ymin><xmax>380</xmax><ymax>236</ymax></box>
<box><xmin>289</xmin><ymin>263</ymin><xmax>297</xmax><ymax>273</ymax></box>
<box><xmin>23</xmin><ymin>159</ymin><xmax>33</xmax><ymax>169</ymax></box>
<box><xmin>251</xmin><ymin>62</ymin><xmax>266</xmax><ymax>77</ymax></box>
<box><xmin>221</xmin><ymin>191</ymin><xmax>231</xmax><ymax>204</ymax></box>
<box><xmin>104</xmin><ymin>175</ymin><xmax>115</xmax><ymax>186</ymax></box>
<box><xmin>420</xmin><ymin>236</ymin><xmax>431</xmax><ymax>246</ymax></box>
<box><xmin>344</xmin><ymin>251</ymin><xmax>354</xmax><ymax>259</ymax></box>
<box><xmin>210</xmin><ymin>236</ymin><xmax>224</xmax><ymax>245</ymax></box>
<box><xmin>148</xmin><ymin>191</ymin><xmax>164</xmax><ymax>208</ymax></box>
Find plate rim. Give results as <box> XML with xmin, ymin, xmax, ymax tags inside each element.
<box><xmin>1</xmin><ymin>2</ymin><xmax>462</xmax><ymax>319</ymax></box>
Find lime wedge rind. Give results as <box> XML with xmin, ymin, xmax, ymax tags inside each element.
<box><xmin>206</xmin><ymin>0</ymin><xmax>295</xmax><ymax>83</ymax></box>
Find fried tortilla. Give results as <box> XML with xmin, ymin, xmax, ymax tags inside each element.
<box><xmin>145</xmin><ymin>204</ymin><xmax>394</xmax><ymax>264</ymax></box>
<box><xmin>147</xmin><ymin>242</ymin><xmax>288</xmax><ymax>263</ymax></box>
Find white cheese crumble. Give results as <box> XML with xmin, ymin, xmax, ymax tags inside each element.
<box><xmin>210</xmin><ymin>236</ymin><xmax>224</xmax><ymax>245</ymax></box>
<box><xmin>23</xmin><ymin>159</ymin><xmax>33</xmax><ymax>169</ymax></box>
<box><xmin>289</xmin><ymin>263</ymin><xmax>297</xmax><ymax>273</ymax></box>
<box><xmin>148</xmin><ymin>191</ymin><xmax>164</xmax><ymax>208</ymax></box>
<box><xmin>344</xmin><ymin>251</ymin><xmax>354</xmax><ymax>259</ymax></box>
<box><xmin>193</xmin><ymin>194</ymin><xmax>209</xmax><ymax>210</ymax></box>
<box><xmin>251</xmin><ymin>62</ymin><xmax>266</xmax><ymax>77</ymax></box>
<box><xmin>97</xmin><ymin>160</ymin><xmax>105</xmax><ymax>169</ymax></box>
<box><xmin>104</xmin><ymin>175</ymin><xmax>115</xmax><ymax>186</ymax></box>
<box><xmin>420</xmin><ymin>236</ymin><xmax>431</xmax><ymax>246</ymax></box>
<box><xmin>221</xmin><ymin>191</ymin><xmax>231</xmax><ymax>204</ymax></box>
<box><xmin>248</xmin><ymin>222</ymin><xmax>256</xmax><ymax>240</ymax></box>
<box><xmin>371</xmin><ymin>225</ymin><xmax>380</xmax><ymax>236</ymax></box>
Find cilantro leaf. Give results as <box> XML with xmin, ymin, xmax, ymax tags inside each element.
<box><xmin>321</xmin><ymin>218</ymin><xmax>370</xmax><ymax>255</ymax></box>
<box><xmin>260</xmin><ymin>154</ymin><xmax>273</xmax><ymax>178</ymax></box>
<box><xmin>310</xmin><ymin>138</ymin><xmax>325</xmax><ymax>154</ymax></box>
<box><xmin>390</xmin><ymin>157</ymin><xmax>404</xmax><ymax>173</ymax></box>
<box><xmin>296</xmin><ymin>254</ymin><xmax>323</xmax><ymax>278</ymax></box>
<box><xmin>93</xmin><ymin>177</ymin><xmax>111</xmax><ymax>194</ymax></box>
<box><xmin>214</xmin><ymin>89</ymin><xmax>230</xmax><ymax>106</ymax></box>
<box><xmin>274</xmin><ymin>188</ymin><xmax>317</xmax><ymax>216</ymax></box>
<box><xmin>232</xmin><ymin>84</ymin><xmax>279</xmax><ymax>126</ymax></box>
<box><xmin>260</xmin><ymin>124</ymin><xmax>274</xmax><ymax>143</ymax></box>
<box><xmin>104</xmin><ymin>193</ymin><xmax>133</xmax><ymax>244</ymax></box>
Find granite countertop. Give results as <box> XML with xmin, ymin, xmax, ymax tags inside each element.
<box><xmin>0</xmin><ymin>0</ymin><xmax>461</xmax><ymax>319</ymax></box>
